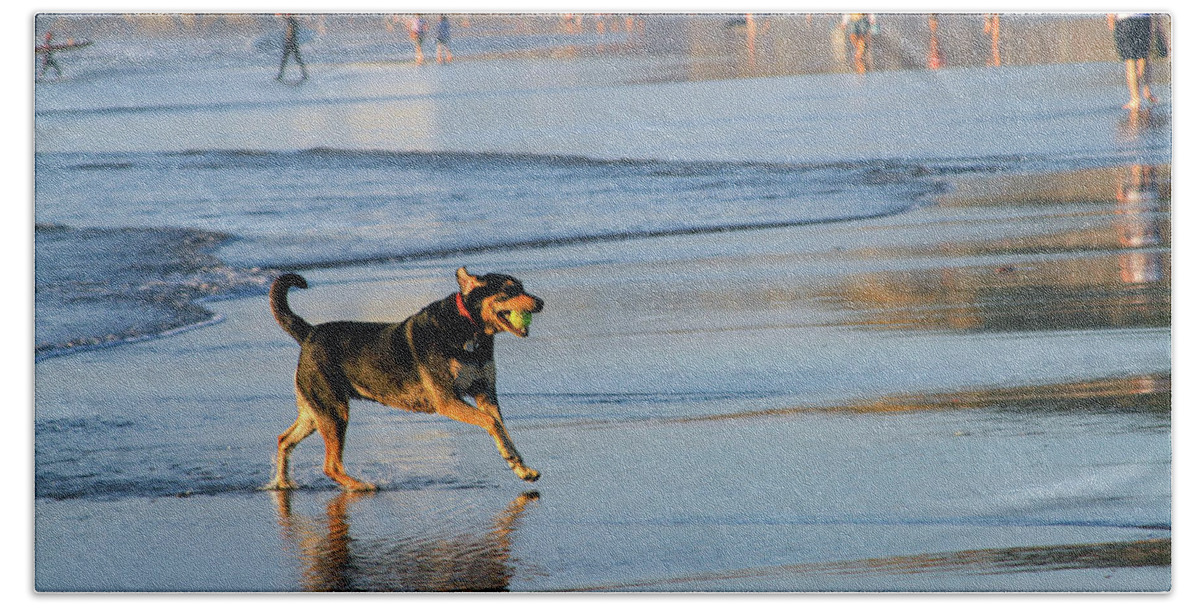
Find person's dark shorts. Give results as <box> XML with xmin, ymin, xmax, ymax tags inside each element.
<box><xmin>1115</xmin><ymin>16</ymin><xmax>1152</xmax><ymax>61</ymax></box>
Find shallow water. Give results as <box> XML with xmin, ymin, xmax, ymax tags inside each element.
<box><xmin>34</xmin><ymin>247</ymin><xmax>1171</xmax><ymax>590</ymax></box>
<box><xmin>34</xmin><ymin>176</ymin><xmax>1171</xmax><ymax>590</ymax></box>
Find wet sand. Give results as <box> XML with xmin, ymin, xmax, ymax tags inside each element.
<box><xmin>34</xmin><ymin>164</ymin><xmax>1170</xmax><ymax>592</ymax></box>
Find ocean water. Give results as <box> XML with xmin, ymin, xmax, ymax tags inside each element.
<box><xmin>36</xmin><ymin>145</ymin><xmax>1168</xmax><ymax>358</ymax></box>
<box><xmin>34</xmin><ymin>148</ymin><xmax>947</xmax><ymax>356</ymax></box>
<box><xmin>34</xmin><ymin>14</ymin><xmax>1171</xmax><ymax>591</ymax></box>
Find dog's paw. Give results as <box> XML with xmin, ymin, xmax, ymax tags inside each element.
<box><xmin>260</xmin><ymin>479</ymin><xmax>298</xmax><ymax>491</ymax></box>
<box><xmin>513</xmin><ymin>465</ymin><xmax>540</xmax><ymax>482</ymax></box>
<box><xmin>342</xmin><ymin>479</ymin><xmax>378</xmax><ymax>492</ymax></box>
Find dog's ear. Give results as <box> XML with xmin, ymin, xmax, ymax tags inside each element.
<box><xmin>456</xmin><ymin>267</ymin><xmax>486</xmax><ymax>295</ymax></box>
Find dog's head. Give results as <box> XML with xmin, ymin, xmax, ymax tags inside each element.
<box><xmin>457</xmin><ymin>267</ymin><xmax>544</xmax><ymax>338</ymax></box>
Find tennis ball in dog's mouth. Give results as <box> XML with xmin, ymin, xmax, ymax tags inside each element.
<box><xmin>509</xmin><ymin>310</ymin><xmax>532</xmax><ymax>330</ymax></box>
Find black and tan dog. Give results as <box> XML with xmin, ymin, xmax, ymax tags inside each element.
<box><xmin>263</xmin><ymin>267</ymin><xmax>544</xmax><ymax>492</ymax></box>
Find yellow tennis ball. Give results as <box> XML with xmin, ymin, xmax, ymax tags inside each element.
<box><xmin>509</xmin><ymin>310</ymin><xmax>532</xmax><ymax>329</ymax></box>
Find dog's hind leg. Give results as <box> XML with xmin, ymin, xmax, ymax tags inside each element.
<box><xmin>262</xmin><ymin>399</ymin><xmax>317</xmax><ymax>491</ymax></box>
<box><xmin>308</xmin><ymin>396</ymin><xmax>377</xmax><ymax>493</ymax></box>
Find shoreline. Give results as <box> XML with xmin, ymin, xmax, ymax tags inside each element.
<box><xmin>35</xmin><ymin>154</ymin><xmax>1169</xmax><ymax>362</ymax></box>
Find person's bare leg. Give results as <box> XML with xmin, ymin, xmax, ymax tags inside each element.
<box><xmin>1123</xmin><ymin>59</ymin><xmax>1141</xmax><ymax>109</ymax></box>
<box><xmin>1137</xmin><ymin>58</ymin><xmax>1157</xmax><ymax>103</ymax></box>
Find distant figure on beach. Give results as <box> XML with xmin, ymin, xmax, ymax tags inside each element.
<box><xmin>410</xmin><ymin>15</ymin><xmax>427</xmax><ymax>65</ymax></box>
<box><xmin>276</xmin><ymin>14</ymin><xmax>308</xmax><ymax>82</ymax></box>
<box><xmin>927</xmin><ymin>14</ymin><xmax>944</xmax><ymax>70</ymax></box>
<box><xmin>841</xmin><ymin>13</ymin><xmax>876</xmax><ymax>74</ymax></box>
<box><xmin>1107</xmin><ymin>13</ymin><xmax>1157</xmax><ymax>110</ymax></box>
<box><xmin>561</xmin><ymin>13</ymin><xmax>583</xmax><ymax>34</ymax></box>
<box><xmin>436</xmin><ymin>15</ymin><xmax>453</xmax><ymax>64</ymax></box>
<box><xmin>983</xmin><ymin>14</ymin><xmax>1002</xmax><ymax>66</ymax></box>
<box><xmin>38</xmin><ymin>31</ymin><xmax>63</xmax><ymax>80</ymax></box>
<box><xmin>744</xmin><ymin>13</ymin><xmax>757</xmax><ymax>67</ymax></box>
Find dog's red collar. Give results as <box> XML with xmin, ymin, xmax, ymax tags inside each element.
<box><xmin>456</xmin><ymin>292</ymin><xmax>477</xmax><ymax>325</ymax></box>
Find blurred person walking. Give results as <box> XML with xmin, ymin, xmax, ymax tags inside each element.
<box><xmin>1107</xmin><ymin>13</ymin><xmax>1157</xmax><ymax>110</ymax></box>
<box><xmin>927</xmin><ymin>14</ymin><xmax>944</xmax><ymax>70</ymax></box>
<box><xmin>38</xmin><ymin>31</ymin><xmax>64</xmax><ymax>80</ymax></box>
<box><xmin>436</xmin><ymin>15</ymin><xmax>453</xmax><ymax>64</ymax></box>
<box><xmin>410</xmin><ymin>15</ymin><xmax>427</xmax><ymax>65</ymax></box>
<box><xmin>841</xmin><ymin>13</ymin><xmax>876</xmax><ymax>74</ymax></box>
<box><xmin>983</xmin><ymin>14</ymin><xmax>1002</xmax><ymax>66</ymax></box>
<box><xmin>276</xmin><ymin>14</ymin><xmax>308</xmax><ymax>82</ymax></box>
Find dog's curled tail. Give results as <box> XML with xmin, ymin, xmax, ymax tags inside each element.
<box><xmin>270</xmin><ymin>273</ymin><xmax>313</xmax><ymax>343</ymax></box>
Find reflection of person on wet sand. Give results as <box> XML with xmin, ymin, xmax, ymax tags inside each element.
<box><xmin>841</xmin><ymin>13</ymin><xmax>875</xmax><ymax>74</ymax></box>
<box><xmin>1107</xmin><ymin>13</ymin><xmax>1157</xmax><ymax>110</ymax></box>
<box><xmin>1116</xmin><ymin>164</ymin><xmax>1163</xmax><ymax>205</ymax></box>
<box><xmin>276</xmin><ymin>14</ymin><xmax>308</xmax><ymax>82</ymax></box>
<box><xmin>271</xmin><ymin>491</ymin><xmax>541</xmax><ymax>591</ymax></box>
<box><xmin>1114</xmin><ymin>164</ymin><xmax>1166</xmax><ymax>285</ymax></box>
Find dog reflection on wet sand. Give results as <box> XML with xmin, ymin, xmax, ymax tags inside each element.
<box><xmin>271</xmin><ymin>491</ymin><xmax>541</xmax><ymax>591</ymax></box>
<box><xmin>264</xmin><ymin>267</ymin><xmax>544</xmax><ymax>491</ymax></box>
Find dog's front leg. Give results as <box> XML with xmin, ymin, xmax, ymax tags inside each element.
<box><xmin>433</xmin><ymin>395</ymin><xmax>539</xmax><ymax>482</ymax></box>
<box><xmin>475</xmin><ymin>392</ymin><xmax>540</xmax><ymax>482</ymax></box>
